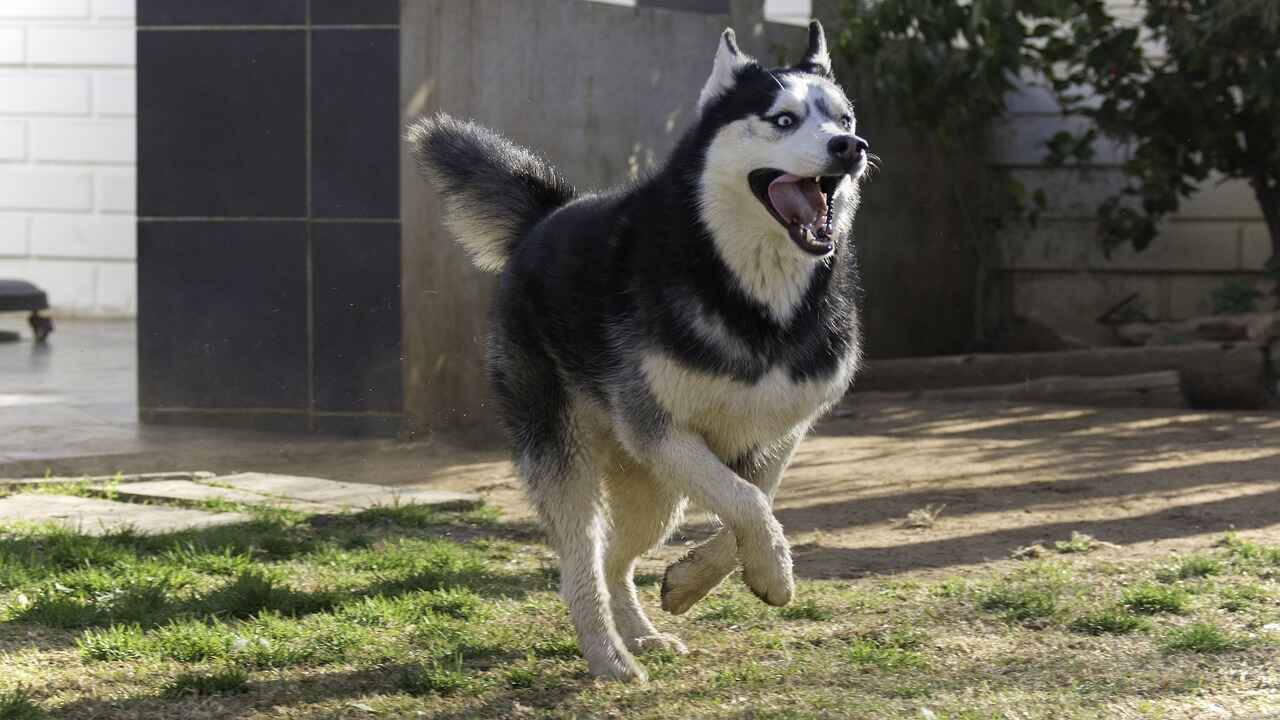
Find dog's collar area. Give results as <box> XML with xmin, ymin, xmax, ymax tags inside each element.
<box><xmin>748</xmin><ymin>169</ymin><xmax>842</xmax><ymax>256</ymax></box>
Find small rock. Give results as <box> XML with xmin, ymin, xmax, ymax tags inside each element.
<box><xmin>1115</xmin><ymin>322</ymin><xmax>1158</xmax><ymax>346</ymax></box>
<box><xmin>1011</xmin><ymin>544</ymin><xmax>1046</xmax><ymax>560</ymax></box>
<box><xmin>1262</xmin><ymin>623</ymin><xmax>1280</xmax><ymax>633</ymax></box>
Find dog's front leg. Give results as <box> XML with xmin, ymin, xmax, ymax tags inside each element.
<box><xmin>660</xmin><ymin>432</ymin><xmax>801</xmax><ymax>614</ymax></box>
<box><xmin>648</xmin><ymin>428</ymin><xmax>794</xmax><ymax>607</ymax></box>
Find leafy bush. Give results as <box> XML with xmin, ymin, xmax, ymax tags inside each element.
<box><xmin>1210</xmin><ymin>281</ymin><xmax>1264</xmax><ymax>316</ymax></box>
<box><xmin>1040</xmin><ymin>0</ymin><xmax>1280</xmax><ymax>269</ymax></box>
<box><xmin>836</xmin><ymin>0</ymin><xmax>1280</xmax><ymax>288</ymax></box>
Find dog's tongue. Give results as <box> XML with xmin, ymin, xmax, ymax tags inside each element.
<box><xmin>767</xmin><ymin>173</ymin><xmax>826</xmax><ymax>226</ymax></box>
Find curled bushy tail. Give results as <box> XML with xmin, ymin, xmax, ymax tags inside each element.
<box><xmin>406</xmin><ymin>113</ymin><xmax>576</xmax><ymax>272</ymax></box>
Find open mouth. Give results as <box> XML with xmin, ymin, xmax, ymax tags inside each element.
<box><xmin>748</xmin><ymin>169</ymin><xmax>844</xmax><ymax>256</ymax></box>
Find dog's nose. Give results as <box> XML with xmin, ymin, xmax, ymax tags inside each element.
<box><xmin>827</xmin><ymin>135</ymin><xmax>869</xmax><ymax>161</ymax></box>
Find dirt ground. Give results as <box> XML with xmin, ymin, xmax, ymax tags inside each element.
<box><xmin>17</xmin><ymin>396</ymin><xmax>1278</xmax><ymax>585</ymax></box>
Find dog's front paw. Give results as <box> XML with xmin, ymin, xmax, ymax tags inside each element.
<box><xmin>660</xmin><ymin>553</ymin><xmax>728</xmax><ymax>615</ymax></box>
<box><xmin>740</xmin><ymin>539</ymin><xmax>794</xmax><ymax>607</ymax></box>
<box><xmin>629</xmin><ymin>632</ymin><xmax>688</xmax><ymax>656</ymax></box>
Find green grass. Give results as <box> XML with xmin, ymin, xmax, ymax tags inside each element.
<box><xmin>399</xmin><ymin>657</ymin><xmax>473</xmax><ymax>696</ymax></box>
<box><xmin>693</xmin><ymin>593</ymin><xmax>770</xmax><ymax>624</ymax></box>
<box><xmin>77</xmin><ymin>624</ymin><xmax>149</xmax><ymax>661</ymax></box>
<box><xmin>150</xmin><ymin>619</ymin><xmax>233</xmax><ymax>663</ymax></box>
<box><xmin>3</xmin><ymin>503</ymin><xmax>1280</xmax><ymax>719</ymax></box>
<box><xmin>163</xmin><ymin>667</ymin><xmax>249</xmax><ymax>697</ymax></box>
<box><xmin>503</xmin><ymin>665</ymin><xmax>537</xmax><ymax>689</ymax></box>
<box><xmin>529</xmin><ymin>633</ymin><xmax>581</xmax><ymax>659</ymax></box>
<box><xmin>634</xmin><ymin>573</ymin><xmax>661</xmax><ymax>587</ymax></box>
<box><xmin>1053</xmin><ymin>532</ymin><xmax>1098</xmax><ymax>554</ymax></box>
<box><xmin>0</xmin><ymin>688</ymin><xmax>44</xmax><ymax>720</ymax></box>
<box><xmin>1163</xmin><ymin>622</ymin><xmax>1248</xmax><ymax>654</ymax></box>
<box><xmin>1068</xmin><ymin>607</ymin><xmax>1149</xmax><ymax>635</ymax></box>
<box><xmin>778</xmin><ymin>597</ymin><xmax>833</xmax><ymax>621</ymax></box>
<box><xmin>713</xmin><ymin>662</ymin><xmax>773</xmax><ymax>688</ymax></box>
<box><xmin>1121</xmin><ymin>583</ymin><xmax>1189</xmax><ymax>615</ymax></box>
<box><xmin>1156</xmin><ymin>555</ymin><xmax>1222</xmax><ymax>582</ymax></box>
<box><xmin>979</xmin><ymin>585</ymin><xmax>1059</xmax><ymax>623</ymax></box>
<box><xmin>1217</xmin><ymin>584</ymin><xmax>1269</xmax><ymax>612</ymax></box>
<box><xmin>846</xmin><ymin>630</ymin><xmax>925</xmax><ymax>670</ymax></box>
<box><xmin>1217</xmin><ymin>533</ymin><xmax>1280</xmax><ymax>575</ymax></box>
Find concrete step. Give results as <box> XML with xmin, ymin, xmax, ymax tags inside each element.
<box><xmin>212</xmin><ymin>473</ymin><xmax>481</xmax><ymax>511</ymax></box>
<box><xmin>2</xmin><ymin>471</ymin><xmax>217</xmax><ymax>488</ymax></box>
<box><xmin>0</xmin><ymin>494</ymin><xmax>249</xmax><ymax>535</ymax></box>
<box><xmin>109</xmin><ymin>479</ymin><xmax>333</xmax><ymax>512</ymax></box>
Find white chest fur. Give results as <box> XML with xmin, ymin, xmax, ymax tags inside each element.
<box><xmin>641</xmin><ymin>351</ymin><xmax>856</xmax><ymax>459</ymax></box>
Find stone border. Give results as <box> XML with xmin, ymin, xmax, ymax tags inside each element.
<box><xmin>0</xmin><ymin>471</ymin><xmax>217</xmax><ymax>488</ymax></box>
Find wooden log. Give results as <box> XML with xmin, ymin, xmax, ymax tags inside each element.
<box><xmin>859</xmin><ymin>371</ymin><xmax>1184</xmax><ymax>409</ymax></box>
<box><xmin>854</xmin><ymin>343</ymin><xmax>1270</xmax><ymax>409</ymax></box>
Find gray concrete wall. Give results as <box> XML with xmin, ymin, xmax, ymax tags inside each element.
<box><xmin>401</xmin><ymin>0</ymin><xmax>981</xmax><ymax>440</ymax></box>
<box><xmin>811</xmin><ymin>0</ymin><xmax>984</xmax><ymax>357</ymax></box>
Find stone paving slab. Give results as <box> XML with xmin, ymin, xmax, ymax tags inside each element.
<box><xmin>0</xmin><ymin>494</ymin><xmax>250</xmax><ymax>536</ymax></box>
<box><xmin>110</xmin><ymin>479</ymin><xmax>332</xmax><ymax>511</ymax></box>
<box><xmin>2</xmin><ymin>471</ymin><xmax>216</xmax><ymax>488</ymax></box>
<box><xmin>214</xmin><ymin>473</ymin><xmax>481</xmax><ymax>510</ymax></box>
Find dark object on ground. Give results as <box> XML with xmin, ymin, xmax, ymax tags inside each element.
<box><xmin>856</xmin><ymin>344</ymin><xmax>1271</xmax><ymax>410</ymax></box>
<box><xmin>0</xmin><ymin>279</ymin><xmax>53</xmax><ymax>343</ymax></box>
<box><xmin>988</xmin><ymin>315</ymin><xmax>1091</xmax><ymax>354</ymax></box>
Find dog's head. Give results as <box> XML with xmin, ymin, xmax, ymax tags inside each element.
<box><xmin>696</xmin><ymin>21</ymin><xmax>869</xmax><ymax>259</ymax></box>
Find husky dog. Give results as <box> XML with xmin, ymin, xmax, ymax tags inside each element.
<box><xmin>407</xmin><ymin>21</ymin><xmax>870</xmax><ymax>682</ymax></box>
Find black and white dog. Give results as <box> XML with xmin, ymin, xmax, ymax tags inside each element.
<box><xmin>408</xmin><ymin>21</ymin><xmax>870</xmax><ymax>682</ymax></box>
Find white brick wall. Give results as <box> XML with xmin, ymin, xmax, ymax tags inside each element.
<box><xmin>0</xmin><ymin>0</ymin><xmax>135</xmax><ymax>317</ymax></box>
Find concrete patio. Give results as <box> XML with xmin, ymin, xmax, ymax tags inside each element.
<box><xmin>0</xmin><ymin>316</ymin><xmax>514</xmax><ymax>510</ymax></box>
<box><xmin>0</xmin><ymin>317</ymin><xmax>392</xmax><ymax>476</ymax></box>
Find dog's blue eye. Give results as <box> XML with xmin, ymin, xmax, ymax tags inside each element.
<box><xmin>774</xmin><ymin>113</ymin><xmax>796</xmax><ymax>128</ymax></box>
<box><xmin>840</xmin><ymin>114</ymin><xmax>853</xmax><ymax>130</ymax></box>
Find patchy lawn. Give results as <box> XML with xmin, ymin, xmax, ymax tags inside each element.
<box><xmin>0</xmin><ymin>490</ymin><xmax>1278</xmax><ymax>720</ymax></box>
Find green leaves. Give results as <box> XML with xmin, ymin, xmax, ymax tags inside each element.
<box><xmin>834</xmin><ymin>0</ymin><xmax>1280</xmax><ymax>269</ymax></box>
<box><xmin>1042</xmin><ymin>0</ymin><xmax>1280</xmax><ymax>258</ymax></box>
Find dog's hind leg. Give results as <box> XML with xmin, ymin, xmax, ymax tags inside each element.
<box><xmin>524</xmin><ymin>446</ymin><xmax>648</xmax><ymax>683</ymax></box>
<box><xmin>659</xmin><ymin>432</ymin><xmax>803</xmax><ymax>615</ymax></box>
<box><xmin>603</xmin><ymin>463</ymin><xmax>688</xmax><ymax>655</ymax></box>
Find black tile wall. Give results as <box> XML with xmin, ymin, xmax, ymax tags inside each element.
<box><xmin>312</xmin><ymin>223</ymin><xmax>402</xmax><ymax>412</ymax></box>
<box><xmin>141</xmin><ymin>409</ymin><xmax>310</xmax><ymax>434</ymax></box>
<box><xmin>137</xmin><ymin>2</ymin><xmax>403</xmax><ymax>436</ymax></box>
<box><xmin>313</xmin><ymin>414</ymin><xmax>403</xmax><ymax>438</ymax></box>
<box><xmin>138</xmin><ymin>0</ymin><xmax>306</xmax><ymax>26</ymax></box>
<box><xmin>138</xmin><ymin>222</ymin><xmax>308</xmax><ymax>410</ymax></box>
<box><xmin>138</xmin><ymin>31</ymin><xmax>307</xmax><ymax>217</ymax></box>
<box><xmin>311</xmin><ymin>30</ymin><xmax>400</xmax><ymax>219</ymax></box>
<box><xmin>311</xmin><ymin>0</ymin><xmax>399</xmax><ymax>25</ymax></box>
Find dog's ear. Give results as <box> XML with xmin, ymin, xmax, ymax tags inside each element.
<box><xmin>796</xmin><ymin>20</ymin><xmax>832</xmax><ymax>77</ymax></box>
<box><xmin>698</xmin><ymin>28</ymin><xmax>753</xmax><ymax>113</ymax></box>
